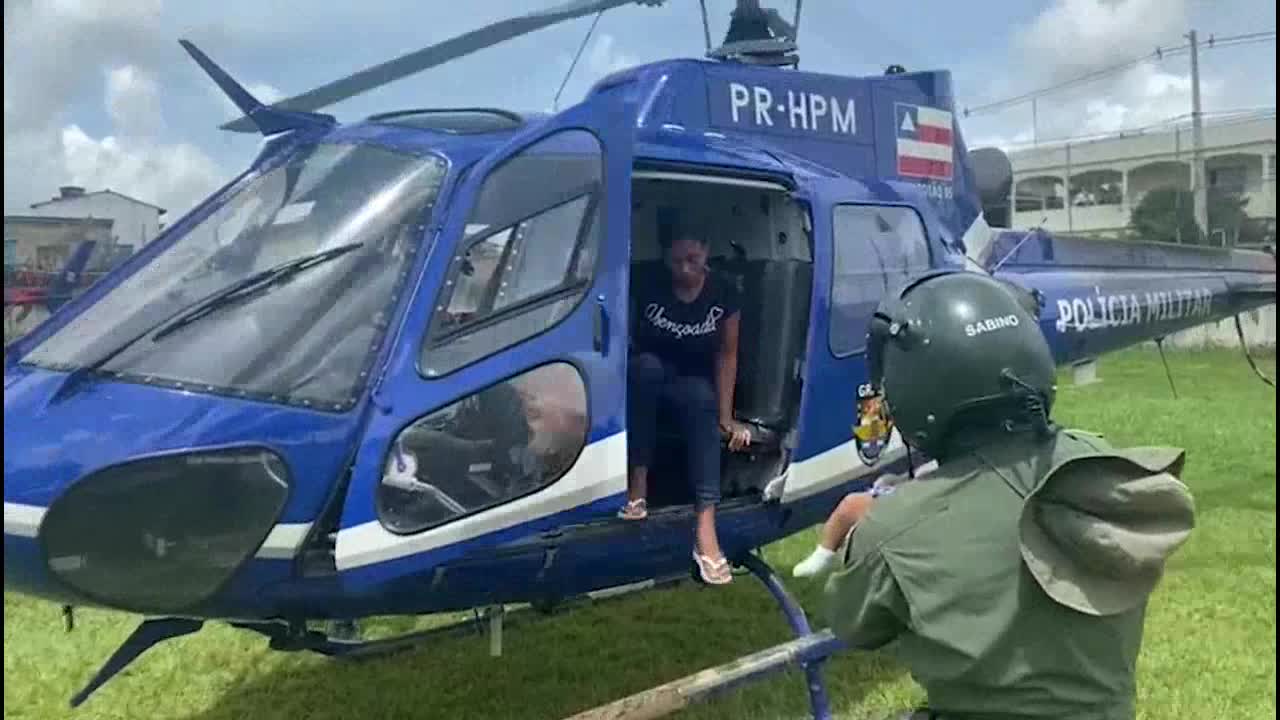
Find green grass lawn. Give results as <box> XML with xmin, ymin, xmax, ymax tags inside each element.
<box><xmin>5</xmin><ymin>348</ymin><xmax>1275</xmax><ymax>720</ymax></box>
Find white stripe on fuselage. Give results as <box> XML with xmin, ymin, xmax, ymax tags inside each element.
<box><xmin>334</xmin><ymin>432</ymin><xmax>628</xmax><ymax>571</ymax></box>
<box><xmin>2</xmin><ymin>501</ymin><xmax>312</xmax><ymax>559</ymax></box>
<box><xmin>4</xmin><ymin>433</ymin><xmax>906</xmax><ymax>572</ymax></box>
<box><xmin>254</xmin><ymin>523</ymin><xmax>315</xmax><ymax>559</ymax></box>
<box><xmin>783</xmin><ymin>433</ymin><xmax>909</xmax><ymax>503</ymax></box>
<box><xmin>334</xmin><ymin>432</ymin><xmax>906</xmax><ymax>571</ymax></box>
<box><xmin>3</xmin><ymin>502</ymin><xmax>44</xmax><ymax>538</ymax></box>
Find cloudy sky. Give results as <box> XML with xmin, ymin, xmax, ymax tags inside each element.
<box><xmin>4</xmin><ymin>0</ymin><xmax>1275</xmax><ymax>217</ymax></box>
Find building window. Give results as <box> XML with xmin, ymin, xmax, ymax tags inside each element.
<box><xmin>1069</xmin><ymin>170</ymin><xmax>1123</xmax><ymax>206</ymax></box>
<box><xmin>1208</xmin><ymin>166</ymin><xmax>1248</xmax><ymax>195</ymax></box>
<box><xmin>377</xmin><ymin>362</ymin><xmax>589</xmax><ymax>534</ymax></box>
<box><xmin>1015</xmin><ymin>176</ymin><xmax>1066</xmax><ymax>212</ymax></box>
<box><xmin>35</xmin><ymin>245</ymin><xmax>68</xmax><ymax>271</ymax></box>
<box><xmin>829</xmin><ymin>204</ymin><xmax>931</xmax><ymax>357</ymax></box>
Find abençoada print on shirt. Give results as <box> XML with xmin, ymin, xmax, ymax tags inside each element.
<box><xmin>632</xmin><ymin>267</ymin><xmax>741</xmax><ymax>381</ymax></box>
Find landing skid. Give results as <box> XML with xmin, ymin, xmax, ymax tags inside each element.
<box><xmin>737</xmin><ymin>553</ymin><xmax>836</xmax><ymax>719</ymax></box>
<box><xmin>568</xmin><ymin>552</ymin><xmax>845</xmax><ymax>719</ymax></box>
<box><xmin>66</xmin><ymin>576</ymin><xmax>683</xmax><ymax>706</ymax></box>
<box><xmin>67</xmin><ymin>558</ymin><xmax>842</xmax><ymax>717</ymax></box>
<box><xmin>69</xmin><ymin>618</ymin><xmax>203</xmax><ymax>708</ymax></box>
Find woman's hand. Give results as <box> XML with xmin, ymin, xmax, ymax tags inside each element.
<box><xmin>720</xmin><ymin>419</ymin><xmax>753</xmax><ymax>452</ymax></box>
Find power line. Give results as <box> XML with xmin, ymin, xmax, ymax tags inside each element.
<box><xmin>994</xmin><ymin>107</ymin><xmax>1276</xmax><ymax>152</ymax></box>
<box><xmin>1003</xmin><ymin>111</ymin><xmax>1276</xmax><ymax>152</ymax></box>
<box><xmin>963</xmin><ymin>29</ymin><xmax>1276</xmax><ymax>117</ymax></box>
<box><xmin>1204</xmin><ymin>30</ymin><xmax>1278</xmax><ymax>44</ymax></box>
<box><xmin>965</xmin><ymin>44</ymin><xmax>1190</xmax><ymax>116</ymax></box>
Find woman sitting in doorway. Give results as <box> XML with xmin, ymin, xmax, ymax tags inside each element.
<box><xmin>618</xmin><ymin>223</ymin><xmax>754</xmax><ymax>586</ymax></box>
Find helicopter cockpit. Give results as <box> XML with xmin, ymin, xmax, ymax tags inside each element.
<box><xmin>19</xmin><ymin>142</ymin><xmax>448</xmax><ymax>411</ymax></box>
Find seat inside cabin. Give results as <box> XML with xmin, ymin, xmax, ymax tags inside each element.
<box><xmin>628</xmin><ymin>172</ymin><xmax>813</xmax><ymax>506</ymax></box>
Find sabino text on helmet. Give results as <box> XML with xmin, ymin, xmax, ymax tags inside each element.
<box><xmin>964</xmin><ymin>314</ymin><xmax>1021</xmax><ymax>337</ymax></box>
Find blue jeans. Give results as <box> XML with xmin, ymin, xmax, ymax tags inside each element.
<box><xmin>627</xmin><ymin>352</ymin><xmax>721</xmax><ymax>511</ymax></box>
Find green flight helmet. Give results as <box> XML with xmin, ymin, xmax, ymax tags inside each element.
<box><xmin>866</xmin><ymin>271</ymin><xmax>1057</xmax><ymax>459</ymax></box>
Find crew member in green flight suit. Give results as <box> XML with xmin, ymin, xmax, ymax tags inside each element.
<box><xmin>822</xmin><ymin>271</ymin><xmax>1197</xmax><ymax>720</ymax></box>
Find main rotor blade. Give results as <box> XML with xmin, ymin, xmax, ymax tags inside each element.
<box><xmin>221</xmin><ymin>0</ymin><xmax>658</xmax><ymax>132</ymax></box>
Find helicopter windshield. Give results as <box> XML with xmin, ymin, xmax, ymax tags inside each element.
<box><xmin>21</xmin><ymin>142</ymin><xmax>448</xmax><ymax>411</ymax></box>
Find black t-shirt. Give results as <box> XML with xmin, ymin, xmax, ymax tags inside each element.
<box><xmin>631</xmin><ymin>267</ymin><xmax>741</xmax><ymax>381</ymax></box>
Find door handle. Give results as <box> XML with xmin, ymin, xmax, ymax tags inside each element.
<box><xmin>593</xmin><ymin>295</ymin><xmax>609</xmax><ymax>354</ymax></box>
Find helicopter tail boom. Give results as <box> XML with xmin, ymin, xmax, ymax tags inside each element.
<box><xmin>984</xmin><ymin>230</ymin><xmax>1275</xmax><ymax>365</ymax></box>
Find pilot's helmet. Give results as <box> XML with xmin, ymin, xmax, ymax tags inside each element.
<box><xmin>865</xmin><ymin>271</ymin><xmax>1056</xmax><ymax>459</ymax></box>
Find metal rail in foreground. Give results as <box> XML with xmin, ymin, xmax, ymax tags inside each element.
<box><xmin>566</xmin><ymin>553</ymin><xmax>848</xmax><ymax>720</ymax></box>
<box><xmin>565</xmin><ymin>629</ymin><xmax>844</xmax><ymax>720</ymax></box>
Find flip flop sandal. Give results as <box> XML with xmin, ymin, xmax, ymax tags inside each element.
<box><xmin>617</xmin><ymin>498</ymin><xmax>647</xmax><ymax>520</ymax></box>
<box><xmin>692</xmin><ymin>550</ymin><xmax>733</xmax><ymax>585</ymax></box>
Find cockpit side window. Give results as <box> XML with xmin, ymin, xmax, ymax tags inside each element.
<box><xmin>419</xmin><ymin>129</ymin><xmax>603</xmax><ymax>377</ymax></box>
<box><xmin>377</xmin><ymin>361</ymin><xmax>589</xmax><ymax>535</ymax></box>
<box><xmin>829</xmin><ymin>204</ymin><xmax>931</xmax><ymax>356</ymax></box>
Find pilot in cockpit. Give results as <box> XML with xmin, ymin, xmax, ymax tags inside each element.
<box><xmin>513</xmin><ymin>364</ymin><xmax>589</xmax><ymax>483</ymax></box>
<box><xmin>384</xmin><ymin>363</ymin><xmax>588</xmax><ymax>522</ymax></box>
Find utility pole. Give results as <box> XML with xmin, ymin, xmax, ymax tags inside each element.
<box><xmin>1032</xmin><ymin>98</ymin><xmax>1038</xmax><ymax>146</ymax></box>
<box><xmin>1065</xmin><ymin>142</ymin><xmax>1073</xmax><ymax>232</ymax></box>
<box><xmin>1187</xmin><ymin>29</ymin><xmax>1209</xmax><ymax>242</ymax></box>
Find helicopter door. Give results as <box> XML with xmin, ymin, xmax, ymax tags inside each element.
<box><xmin>780</xmin><ymin>191</ymin><xmax>932</xmax><ymax>504</ymax></box>
<box><xmin>332</xmin><ymin>98</ymin><xmax>635</xmax><ymax>574</ymax></box>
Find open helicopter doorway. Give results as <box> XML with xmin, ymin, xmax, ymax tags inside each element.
<box><xmin>628</xmin><ymin>169</ymin><xmax>814</xmax><ymax>510</ymax></box>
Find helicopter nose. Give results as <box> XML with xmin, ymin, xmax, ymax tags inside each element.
<box><xmin>5</xmin><ymin>447</ymin><xmax>292</xmax><ymax>614</ymax></box>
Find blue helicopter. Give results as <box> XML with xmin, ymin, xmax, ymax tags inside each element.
<box><xmin>4</xmin><ymin>1</ymin><xmax>1275</xmax><ymax>716</ymax></box>
<box><xmin>5</xmin><ymin>241</ymin><xmax>106</xmax><ymax>334</ymax></box>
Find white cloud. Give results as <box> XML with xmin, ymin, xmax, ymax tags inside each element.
<box><xmin>5</xmin><ymin>61</ymin><xmax>228</xmax><ymax>217</ymax></box>
<box><xmin>43</xmin><ymin>0</ymin><xmax>164</xmax><ymax>24</ymax></box>
<box><xmin>3</xmin><ymin>2</ymin><xmax>232</xmax><ymax>217</ymax></box>
<box><xmin>1075</xmin><ymin>61</ymin><xmax>1220</xmax><ymax>135</ymax></box>
<box><xmin>963</xmin><ymin>0</ymin><xmax>1244</xmax><ymax>149</ymax></box>
<box><xmin>60</xmin><ymin>124</ymin><xmax>223</xmax><ymax>215</ymax></box>
<box><xmin>1016</xmin><ymin>0</ymin><xmax>1190</xmax><ymax>84</ymax></box>
<box><xmin>971</xmin><ymin>128</ymin><xmax>1036</xmax><ymax>153</ymax></box>
<box><xmin>206</xmin><ymin>80</ymin><xmax>284</xmax><ymax>123</ymax></box>
<box><xmin>248</xmin><ymin>83</ymin><xmax>284</xmax><ymax>105</ymax></box>
<box><xmin>106</xmin><ymin>65</ymin><xmax>165</xmax><ymax>138</ymax></box>
<box><xmin>967</xmin><ymin>59</ymin><xmax>1216</xmax><ymax>151</ymax></box>
<box><xmin>587</xmin><ymin>33</ymin><xmax>639</xmax><ymax>77</ymax></box>
<box><xmin>3</xmin><ymin>0</ymin><xmax>170</xmax><ymax>134</ymax></box>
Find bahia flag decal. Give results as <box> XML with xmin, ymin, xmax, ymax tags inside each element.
<box><xmin>895</xmin><ymin>103</ymin><xmax>953</xmax><ymax>181</ymax></box>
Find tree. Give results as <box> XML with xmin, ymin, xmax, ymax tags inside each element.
<box><xmin>1128</xmin><ymin>187</ymin><xmax>1266</xmax><ymax>245</ymax></box>
<box><xmin>1207</xmin><ymin>190</ymin><xmax>1269</xmax><ymax>246</ymax></box>
<box><xmin>1128</xmin><ymin>187</ymin><xmax>1201</xmax><ymax>244</ymax></box>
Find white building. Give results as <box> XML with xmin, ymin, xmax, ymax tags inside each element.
<box><xmin>1005</xmin><ymin>115</ymin><xmax>1276</xmax><ymax>243</ymax></box>
<box><xmin>1003</xmin><ymin>115</ymin><xmax>1276</xmax><ymax>349</ymax></box>
<box><xmin>27</xmin><ymin>186</ymin><xmax>166</xmax><ymax>254</ymax></box>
